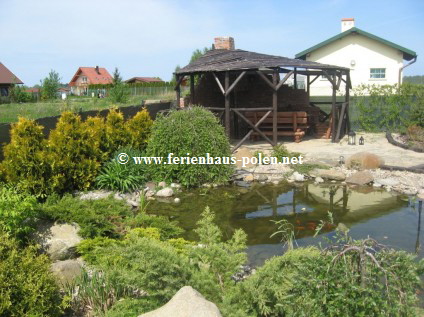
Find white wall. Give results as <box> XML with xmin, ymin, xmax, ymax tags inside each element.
<box><xmin>306</xmin><ymin>33</ymin><xmax>404</xmax><ymax>96</ymax></box>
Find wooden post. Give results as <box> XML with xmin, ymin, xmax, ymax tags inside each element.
<box><xmin>331</xmin><ymin>74</ymin><xmax>337</xmax><ymax>143</ymax></box>
<box><xmin>306</xmin><ymin>74</ymin><xmax>310</xmax><ymax>98</ymax></box>
<box><xmin>272</xmin><ymin>70</ymin><xmax>278</xmax><ymax>145</ymax></box>
<box><xmin>190</xmin><ymin>74</ymin><xmax>195</xmax><ymax>105</ymax></box>
<box><xmin>345</xmin><ymin>72</ymin><xmax>351</xmax><ymax>134</ymax></box>
<box><xmin>294</xmin><ymin>68</ymin><xmax>297</xmax><ymax>89</ymax></box>
<box><xmin>225</xmin><ymin>71</ymin><xmax>230</xmax><ymax>137</ymax></box>
<box><xmin>175</xmin><ymin>74</ymin><xmax>181</xmax><ymax>109</ymax></box>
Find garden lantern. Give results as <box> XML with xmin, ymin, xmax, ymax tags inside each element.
<box><xmin>339</xmin><ymin>155</ymin><xmax>345</xmax><ymax>165</ymax></box>
<box><xmin>359</xmin><ymin>136</ymin><xmax>364</xmax><ymax>145</ymax></box>
<box><xmin>348</xmin><ymin>131</ymin><xmax>356</xmax><ymax>145</ymax></box>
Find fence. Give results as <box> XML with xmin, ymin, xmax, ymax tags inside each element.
<box><xmin>0</xmin><ymin>101</ymin><xmax>172</xmax><ymax>161</ymax></box>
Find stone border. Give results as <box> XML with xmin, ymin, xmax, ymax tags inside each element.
<box><xmin>386</xmin><ymin>131</ymin><xmax>424</xmax><ymax>153</ymax></box>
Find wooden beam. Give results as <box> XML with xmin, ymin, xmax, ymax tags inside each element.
<box><xmin>336</xmin><ymin>72</ymin><xmax>342</xmax><ymax>90</ymax></box>
<box><xmin>331</xmin><ymin>84</ymin><xmax>337</xmax><ymax>142</ymax></box>
<box><xmin>345</xmin><ymin>76</ymin><xmax>351</xmax><ymax>134</ymax></box>
<box><xmin>224</xmin><ymin>71</ymin><xmax>230</xmax><ymax>137</ymax></box>
<box><xmin>174</xmin><ymin>75</ymin><xmax>185</xmax><ymax>91</ymax></box>
<box><xmin>335</xmin><ymin>102</ymin><xmax>347</xmax><ymax>141</ymax></box>
<box><xmin>256</xmin><ymin>70</ymin><xmax>275</xmax><ymax>90</ymax></box>
<box><xmin>309</xmin><ymin>75</ymin><xmax>320</xmax><ymax>85</ymax></box>
<box><xmin>212</xmin><ymin>72</ymin><xmax>225</xmax><ymax>95</ymax></box>
<box><xmin>190</xmin><ymin>74</ymin><xmax>195</xmax><ymax>104</ymax></box>
<box><xmin>225</xmin><ymin>71</ymin><xmax>246</xmax><ymax>96</ymax></box>
<box><xmin>322</xmin><ymin>70</ymin><xmax>336</xmax><ymax>87</ymax></box>
<box><xmin>294</xmin><ymin>68</ymin><xmax>297</xmax><ymax>89</ymax></box>
<box><xmin>175</xmin><ymin>74</ymin><xmax>181</xmax><ymax>108</ymax></box>
<box><xmin>272</xmin><ymin>70</ymin><xmax>278</xmax><ymax>145</ymax></box>
<box><xmin>276</xmin><ymin>70</ymin><xmax>294</xmax><ymax>91</ymax></box>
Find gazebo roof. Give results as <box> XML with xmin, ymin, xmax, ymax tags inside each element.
<box><xmin>176</xmin><ymin>49</ymin><xmax>350</xmax><ymax>75</ymax></box>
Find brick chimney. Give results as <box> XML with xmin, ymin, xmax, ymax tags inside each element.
<box><xmin>341</xmin><ymin>18</ymin><xmax>355</xmax><ymax>32</ymax></box>
<box><xmin>95</xmin><ymin>66</ymin><xmax>100</xmax><ymax>74</ymax></box>
<box><xmin>214</xmin><ymin>36</ymin><xmax>235</xmax><ymax>50</ymax></box>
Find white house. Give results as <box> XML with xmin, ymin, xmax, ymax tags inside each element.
<box><xmin>295</xmin><ymin>18</ymin><xmax>417</xmax><ymax>96</ymax></box>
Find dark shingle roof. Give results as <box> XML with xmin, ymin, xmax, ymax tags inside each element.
<box><xmin>295</xmin><ymin>27</ymin><xmax>417</xmax><ymax>61</ymax></box>
<box><xmin>176</xmin><ymin>49</ymin><xmax>349</xmax><ymax>75</ymax></box>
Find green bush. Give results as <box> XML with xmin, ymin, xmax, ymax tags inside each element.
<box><xmin>146</xmin><ymin>106</ymin><xmax>233</xmax><ymax>187</ymax></box>
<box><xmin>222</xmin><ymin>243</ymin><xmax>423</xmax><ymax>317</ymax></box>
<box><xmin>2</xmin><ymin>117</ymin><xmax>52</xmax><ymax>197</ymax></box>
<box><xmin>48</xmin><ymin>111</ymin><xmax>102</xmax><ymax>194</ymax></box>
<box><xmin>0</xmin><ymin>186</ymin><xmax>37</xmax><ymax>242</ymax></box>
<box><xmin>40</xmin><ymin>195</ymin><xmax>133</xmax><ymax>239</ymax></box>
<box><xmin>104</xmin><ymin>109</ymin><xmax>131</xmax><ymax>154</ymax></box>
<box><xmin>0</xmin><ymin>232</ymin><xmax>66</xmax><ymax>316</ymax></box>
<box><xmin>84</xmin><ymin>237</ymin><xmax>193</xmax><ymax>312</ymax></box>
<box><xmin>96</xmin><ymin>147</ymin><xmax>147</xmax><ymax>192</ymax></box>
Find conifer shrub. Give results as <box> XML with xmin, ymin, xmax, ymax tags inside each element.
<box><xmin>2</xmin><ymin>117</ymin><xmax>52</xmax><ymax>197</ymax></box>
<box><xmin>0</xmin><ymin>232</ymin><xmax>66</xmax><ymax>316</ymax></box>
<box><xmin>104</xmin><ymin>109</ymin><xmax>131</xmax><ymax>155</ymax></box>
<box><xmin>126</xmin><ymin>108</ymin><xmax>153</xmax><ymax>150</ymax></box>
<box><xmin>146</xmin><ymin>106</ymin><xmax>233</xmax><ymax>187</ymax></box>
<box><xmin>48</xmin><ymin>111</ymin><xmax>102</xmax><ymax>194</ymax></box>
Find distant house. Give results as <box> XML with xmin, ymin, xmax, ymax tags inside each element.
<box><xmin>69</xmin><ymin>66</ymin><xmax>113</xmax><ymax>95</ymax></box>
<box><xmin>295</xmin><ymin>18</ymin><xmax>417</xmax><ymax>95</ymax></box>
<box><xmin>125</xmin><ymin>77</ymin><xmax>163</xmax><ymax>84</ymax></box>
<box><xmin>0</xmin><ymin>62</ymin><xmax>23</xmax><ymax>97</ymax></box>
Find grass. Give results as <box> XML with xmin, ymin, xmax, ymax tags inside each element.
<box><xmin>0</xmin><ymin>92</ymin><xmax>176</xmax><ymax>123</ymax></box>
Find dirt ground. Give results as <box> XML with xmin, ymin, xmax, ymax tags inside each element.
<box><xmin>236</xmin><ymin>133</ymin><xmax>424</xmax><ymax>169</ymax></box>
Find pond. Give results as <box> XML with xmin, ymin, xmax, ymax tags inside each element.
<box><xmin>148</xmin><ymin>182</ymin><xmax>423</xmax><ymax>267</ymax></box>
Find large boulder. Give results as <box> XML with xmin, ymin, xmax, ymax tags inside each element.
<box><xmin>309</xmin><ymin>169</ymin><xmax>346</xmax><ymax>181</ymax></box>
<box><xmin>139</xmin><ymin>286</ymin><xmax>222</xmax><ymax>317</ymax></box>
<box><xmin>346</xmin><ymin>152</ymin><xmax>384</xmax><ymax>170</ymax></box>
<box><xmin>156</xmin><ymin>187</ymin><xmax>174</xmax><ymax>197</ymax></box>
<box><xmin>346</xmin><ymin>171</ymin><xmax>374</xmax><ymax>185</ymax></box>
<box><xmin>51</xmin><ymin>258</ymin><xmax>84</xmax><ymax>286</ymax></box>
<box><xmin>32</xmin><ymin>221</ymin><xmax>83</xmax><ymax>261</ymax></box>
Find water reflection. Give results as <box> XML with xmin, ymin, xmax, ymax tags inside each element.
<box><xmin>148</xmin><ymin>183</ymin><xmax>423</xmax><ymax>266</ymax></box>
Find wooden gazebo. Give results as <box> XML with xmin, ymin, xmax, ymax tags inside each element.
<box><xmin>174</xmin><ymin>48</ymin><xmax>351</xmax><ymax>151</ymax></box>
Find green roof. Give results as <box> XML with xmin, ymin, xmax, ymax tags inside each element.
<box><xmin>295</xmin><ymin>27</ymin><xmax>417</xmax><ymax>61</ymax></box>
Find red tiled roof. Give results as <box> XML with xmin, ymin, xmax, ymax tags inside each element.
<box><xmin>125</xmin><ymin>77</ymin><xmax>163</xmax><ymax>83</ymax></box>
<box><xmin>0</xmin><ymin>63</ymin><xmax>23</xmax><ymax>84</ymax></box>
<box><xmin>69</xmin><ymin>67</ymin><xmax>113</xmax><ymax>86</ymax></box>
<box><xmin>25</xmin><ymin>88</ymin><xmax>40</xmax><ymax>93</ymax></box>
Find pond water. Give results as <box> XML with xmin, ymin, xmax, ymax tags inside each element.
<box><xmin>148</xmin><ymin>183</ymin><xmax>423</xmax><ymax>267</ymax></box>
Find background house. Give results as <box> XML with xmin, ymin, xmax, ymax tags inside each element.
<box><xmin>0</xmin><ymin>62</ymin><xmax>23</xmax><ymax>97</ymax></box>
<box><xmin>69</xmin><ymin>66</ymin><xmax>112</xmax><ymax>96</ymax></box>
<box><xmin>125</xmin><ymin>77</ymin><xmax>163</xmax><ymax>84</ymax></box>
<box><xmin>295</xmin><ymin>18</ymin><xmax>417</xmax><ymax>96</ymax></box>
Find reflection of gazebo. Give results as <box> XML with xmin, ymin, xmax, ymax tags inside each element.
<box><xmin>175</xmin><ymin>37</ymin><xmax>351</xmax><ymax>151</ymax></box>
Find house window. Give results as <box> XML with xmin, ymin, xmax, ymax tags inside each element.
<box><xmin>370</xmin><ymin>68</ymin><xmax>386</xmax><ymax>79</ymax></box>
<box><xmin>82</xmin><ymin>76</ymin><xmax>87</xmax><ymax>83</ymax></box>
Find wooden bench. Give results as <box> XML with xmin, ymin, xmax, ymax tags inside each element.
<box><xmin>244</xmin><ymin>111</ymin><xmax>309</xmax><ymax>143</ymax></box>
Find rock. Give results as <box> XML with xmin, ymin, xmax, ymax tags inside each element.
<box><xmin>233</xmin><ymin>148</ymin><xmax>255</xmax><ymax>168</ymax></box>
<box><xmin>310</xmin><ymin>169</ymin><xmax>346</xmax><ymax>181</ymax></box>
<box><xmin>51</xmin><ymin>258</ymin><xmax>84</xmax><ymax>286</ymax></box>
<box><xmin>336</xmin><ymin>223</ymin><xmax>349</xmax><ymax>234</ymax></box>
<box><xmin>345</xmin><ymin>152</ymin><xmax>384</xmax><ymax>170</ymax></box>
<box><xmin>170</xmin><ymin>183</ymin><xmax>181</xmax><ymax>189</ymax></box>
<box><xmin>145</xmin><ymin>190</ymin><xmax>155</xmax><ymax>198</ymax></box>
<box><xmin>139</xmin><ymin>286</ymin><xmax>222</xmax><ymax>317</ymax></box>
<box><xmin>145</xmin><ymin>182</ymin><xmax>156</xmax><ymax>191</ymax></box>
<box><xmin>244</xmin><ymin>174</ymin><xmax>254</xmax><ymax>182</ymax></box>
<box><xmin>291</xmin><ymin>172</ymin><xmax>305</xmax><ymax>182</ymax></box>
<box><xmin>32</xmin><ymin>221</ymin><xmax>83</xmax><ymax>261</ymax></box>
<box><xmin>374</xmin><ymin>178</ymin><xmax>400</xmax><ymax>187</ymax></box>
<box><xmin>272</xmin><ymin>180</ymin><xmax>280</xmax><ymax>185</ymax></box>
<box><xmin>256</xmin><ymin>174</ymin><xmax>268</xmax><ymax>182</ymax></box>
<box><xmin>156</xmin><ymin>187</ymin><xmax>174</xmax><ymax>197</ymax></box>
<box><xmin>346</xmin><ymin>171</ymin><xmax>374</xmax><ymax>186</ymax></box>
<box><xmin>418</xmin><ymin>192</ymin><xmax>424</xmax><ymax>200</ymax></box>
<box><xmin>79</xmin><ymin>190</ymin><xmax>114</xmax><ymax>200</ymax></box>
<box><xmin>174</xmin><ymin>198</ymin><xmax>181</xmax><ymax>203</ymax></box>
<box><xmin>158</xmin><ymin>181</ymin><xmax>167</xmax><ymax>188</ymax></box>
<box><xmin>403</xmin><ymin>188</ymin><xmax>418</xmax><ymax>196</ymax></box>
<box><xmin>315</xmin><ymin>177</ymin><xmax>324</xmax><ymax>183</ymax></box>
<box><xmin>234</xmin><ymin>181</ymin><xmax>251</xmax><ymax>188</ymax></box>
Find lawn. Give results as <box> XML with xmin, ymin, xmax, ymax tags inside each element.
<box><xmin>0</xmin><ymin>92</ymin><xmax>175</xmax><ymax>123</ymax></box>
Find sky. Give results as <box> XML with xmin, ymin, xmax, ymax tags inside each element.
<box><xmin>1</xmin><ymin>0</ymin><xmax>423</xmax><ymax>86</ymax></box>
